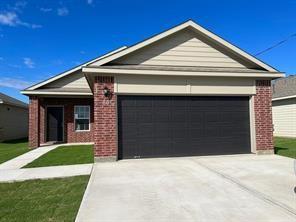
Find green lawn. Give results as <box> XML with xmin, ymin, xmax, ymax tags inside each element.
<box><xmin>0</xmin><ymin>138</ymin><xmax>29</xmax><ymax>164</ymax></box>
<box><xmin>0</xmin><ymin>176</ymin><xmax>89</xmax><ymax>222</ymax></box>
<box><xmin>24</xmin><ymin>145</ymin><xmax>94</xmax><ymax>168</ymax></box>
<box><xmin>274</xmin><ymin>137</ymin><xmax>296</xmax><ymax>159</ymax></box>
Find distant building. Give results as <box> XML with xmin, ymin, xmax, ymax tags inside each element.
<box><xmin>0</xmin><ymin>93</ymin><xmax>28</xmax><ymax>141</ymax></box>
<box><xmin>272</xmin><ymin>75</ymin><xmax>296</xmax><ymax>137</ymax></box>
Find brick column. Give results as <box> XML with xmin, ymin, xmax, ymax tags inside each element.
<box><xmin>93</xmin><ymin>76</ymin><xmax>117</xmax><ymax>161</ymax></box>
<box><xmin>254</xmin><ymin>80</ymin><xmax>274</xmax><ymax>154</ymax></box>
<box><xmin>39</xmin><ymin>98</ymin><xmax>45</xmax><ymax>144</ymax></box>
<box><xmin>29</xmin><ymin>96</ymin><xmax>40</xmax><ymax>148</ymax></box>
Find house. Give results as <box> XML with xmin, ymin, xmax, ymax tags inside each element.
<box><xmin>0</xmin><ymin>93</ymin><xmax>28</xmax><ymax>141</ymax></box>
<box><xmin>21</xmin><ymin>20</ymin><xmax>284</xmax><ymax>161</ymax></box>
<box><xmin>272</xmin><ymin>75</ymin><xmax>296</xmax><ymax>137</ymax></box>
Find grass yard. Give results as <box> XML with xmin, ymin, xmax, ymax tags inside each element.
<box><xmin>0</xmin><ymin>176</ymin><xmax>89</xmax><ymax>222</ymax></box>
<box><xmin>24</xmin><ymin>145</ymin><xmax>93</xmax><ymax>168</ymax></box>
<box><xmin>274</xmin><ymin>137</ymin><xmax>296</xmax><ymax>159</ymax></box>
<box><xmin>0</xmin><ymin>138</ymin><xmax>29</xmax><ymax>164</ymax></box>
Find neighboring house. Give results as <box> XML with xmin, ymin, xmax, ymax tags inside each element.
<box><xmin>21</xmin><ymin>20</ymin><xmax>284</xmax><ymax>161</ymax></box>
<box><xmin>272</xmin><ymin>75</ymin><xmax>296</xmax><ymax>137</ymax></box>
<box><xmin>0</xmin><ymin>93</ymin><xmax>28</xmax><ymax>141</ymax></box>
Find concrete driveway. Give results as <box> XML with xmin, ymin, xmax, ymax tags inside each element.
<box><xmin>76</xmin><ymin>155</ymin><xmax>296</xmax><ymax>222</ymax></box>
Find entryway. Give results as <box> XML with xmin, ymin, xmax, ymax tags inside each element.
<box><xmin>46</xmin><ymin>106</ymin><xmax>64</xmax><ymax>142</ymax></box>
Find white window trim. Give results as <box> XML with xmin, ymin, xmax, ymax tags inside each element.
<box><xmin>74</xmin><ymin>105</ymin><xmax>91</xmax><ymax>132</ymax></box>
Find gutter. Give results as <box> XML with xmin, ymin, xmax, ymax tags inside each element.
<box><xmin>272</xmin><ymin>95</ymin><xmax>296</xmax><ymax>101</ymax></box>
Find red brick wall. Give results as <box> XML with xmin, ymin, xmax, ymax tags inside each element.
<box><xmin>39</xmin><ymin>99</ymin><xmax>45</xmax><ymax>144</ymax></box>
<box><xmin>28</xmin><ymin>96</ymin><xmax>40</xmax><ymax>148</ymax></box>
<box><xmin>93</xmin><ymin>76</ymin><xmax>117</xmax><ymax>158</ymax></box>
<box><xmin>38</xmin><ymin>98</ymin><xmax>94</xmax><ymax>143</ymax></box>
<box><xmin>254</xmin><ymin>80</ymin><xmax>274</xmax><ymax>152</ymax></box>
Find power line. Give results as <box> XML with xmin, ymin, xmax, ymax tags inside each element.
<box><xmin>255</xmin><ymin>33</ymin><xmax>296</xmax><ymax>56</ymax></box>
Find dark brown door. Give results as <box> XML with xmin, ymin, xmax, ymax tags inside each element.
<box><xmin>118</xmin><ymin>96</ymin><xmax>251</xmax><ymax>159</ymax></box>
<box><xmin>47</xmin><ymin>107</ymin><xmax>63</xmax><ymax>142</ymax></box>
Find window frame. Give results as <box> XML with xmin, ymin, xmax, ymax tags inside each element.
<box><xmin>74</xmin><ymin>105</ymin><xmax>90</xmax><ymax>132</ymax></box>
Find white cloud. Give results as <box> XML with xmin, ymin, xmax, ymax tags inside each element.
<box><xmin>23</xmin><ymin>57</ymin><xmax>35</xmax><ymax>68</ymax></box>
<box><xmin>40</xmin><ymin>8</ymin><xmax>53</xmax><ymax>12</ymax></box>
<box><xmin>0</xmin><ymin>12</ymin><xmax>42</xmax><ymax>29</ymax></box>
<box><xmin>87</xmin><ymin>0</ymin><xmax>94</xmax><ymax>5</ymax></box>
<box><xmin>0</xmin><ymin>77</ymin><xmax>32</xmax><ymax>89</ymax></box>
<box><xmin>57</xmin><ymin>7</ymin><xmax>69</xmax><ymax>16</ymax></box>
<box><xmin>0</xmin><ymin>12</ymin><xmax>18</xmax><ymax>26</ymax></box>
<box><xmin>9</xmin><ymin>1</ymin><xmax>27</xmax><ymax>13</ymax></box>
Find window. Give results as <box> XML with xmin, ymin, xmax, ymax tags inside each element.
<box><xmin>74</xmin><ymin>106</ymin><xmax>90</xmax><ymax>131</ymax></box>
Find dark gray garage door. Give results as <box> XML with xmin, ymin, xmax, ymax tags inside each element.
<box><xmin>118</xmin><ymin>96</ymin><xmax>251</xmax><ymax>159</ymax></box>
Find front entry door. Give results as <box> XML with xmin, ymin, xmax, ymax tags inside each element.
<box><xmin>47</xmin><ymin>107</ymin><xmax>63</xmax><ymax>142</ymax></box>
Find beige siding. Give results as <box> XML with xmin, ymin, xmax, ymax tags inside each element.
<box><xmin>110</xmin><ymin>29</ymin><xmax>246</xmax><ymax>68</ymax></box>
<box><xmin>115</xmin><ymin>75</ymin><xmax>255</xmax><ymax>95</ymax></box>
<box><xmin>42</xmin><ymin>70</ymin><xmax>90</xmax><ymax>90</ymax></box>
<box><xmin>272</xmin><ymin>99</ymin><xmax>296</xmax><ymax>137</ymax></box>
<box><xmin>0</xmin><ymin>104</ymin><xmax>28</xmax><ymax>141</ymax></box>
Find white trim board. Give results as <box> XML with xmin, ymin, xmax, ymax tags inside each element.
<box><xmin>20</xmin><ymin>91</ymin><xmax>93</xmax><ymax>96</ymax></box>
<box><xmin>83</xmin><ymin>67</ymin><xmax>284</xmax><ymax>78</ymax></box>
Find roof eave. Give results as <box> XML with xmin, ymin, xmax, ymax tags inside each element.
<box><xmin>82</xmin><ymin>67</ymin><xmax>284</xmax><ymax>78</ymax></box>
<box><xmin>20</xmin><ymin>90</ymin><xmax>93</xmax><ymax>96</ymax></box>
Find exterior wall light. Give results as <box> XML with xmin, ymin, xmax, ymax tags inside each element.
<box><xmin>103</xmin><ymin>87</ymin><xmax>111</xmax><ymax>98</ymax></box>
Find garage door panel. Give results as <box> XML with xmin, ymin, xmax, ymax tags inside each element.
<box><xmin>121</xmin><ymin>108</ymin><xmax>137</xmax><ymax>123</ymax></box>
<box><xmin>171</xmin><ymin>97</ymin><xmax>188</xmax><ymax>107</ymax></box>
<box><xmin>171</xmin><ymin>108</ymin><xmax>187</xmax><ymax>121</ymax></box>
<box><xmin>121</xmin><ymin>123</ymin><xmax>137</xmax><ymax>138</ymax></box>
<box><xmin>118</xmin><ymin>96</ymin><xmax>250</xmax><ymax>159</ymax></box>
<box><xmin>120</xmin><ymin>141</ymin><xmax>138</xmax><ymax>158</ymax></box>
<box><xmin>153</xmin><ymin>108</ymin><xmax>170</xmax><ymax>121</ymax></box>
<box><xmin>135</xmin><ymin>98</ymin><xmax>153</xmax><ymax>107</ymax></box>
<box><xmin>154</xmin><ymin>124</ymin><xmax>170</xmax><ymax>138</ymax></box>
<box><xmin>137</xmin><ymin>124</ymin><xmax>153</xmax><ymax>138</ymax></box>
<box><xmin>188</xmin><ymin>112</ymin><xmax>204</xmax><ymax>123</ymax></box>
<box><xmin>137</xmin><ymin>108</ymin><xmax>153</xmax><ymax>122</ymax></box>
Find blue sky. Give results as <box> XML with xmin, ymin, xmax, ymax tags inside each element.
<box><xmin>0</xmin><ymin>0</ymin><xmax>295</xmax><ymax>103</ymax></box>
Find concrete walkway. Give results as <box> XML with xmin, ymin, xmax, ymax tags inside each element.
<box><xmin>0</xmin><ymin>144</ymin><xmax>60</xmax><ymax>170</ymax></box>
<box><xmin>0</xmin><ymin>164</ymin><xmax>93</xmax><ymax>182</ymax></box>
<box><xmin>0</xmin><ymin>143</ymin><xmax>93</xmax><ymax>170</ymax></box>
<box><xmin>0</xmin><ymin>143</ymin><xmax>94</xmax><ymax>182</ymax></box>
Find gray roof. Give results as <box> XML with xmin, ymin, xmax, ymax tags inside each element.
<box><xmin>0</xmin><ymin>93</ymin><xmax>28</xmax><ymax>109</ymax></box>
<box><xmin>100</xmin><ymin>64</ymin><xmax>271</xmax><ymax>73</ymax></box>
<box><xmin>272</xmin><ymin>75</ymin><xmax>296</xmax><ymax>99</ymax></box>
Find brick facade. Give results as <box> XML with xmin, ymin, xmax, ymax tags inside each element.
<box><xmin>254</xmin><ymin>80</ymin><xmax>274</xmax><ymax>153</ymax></box>
<box><xmin>28</xmin><ymin>97</ymin><xmax>94</xmax><ymax>148</ymax></box>
<box><xmin>93</xmin><ymin>76</ymin><xmax>117</xmax><ymax>160</ymax></box>
<box><xmin>28</xmin><ymin>79</ymin><xmax>274</xmax><ymax>156</ymax></box>
<box><xmin>28</xmin><ymin>96</ymin><xmax>40</xmax><ymax>148</ymax></box>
